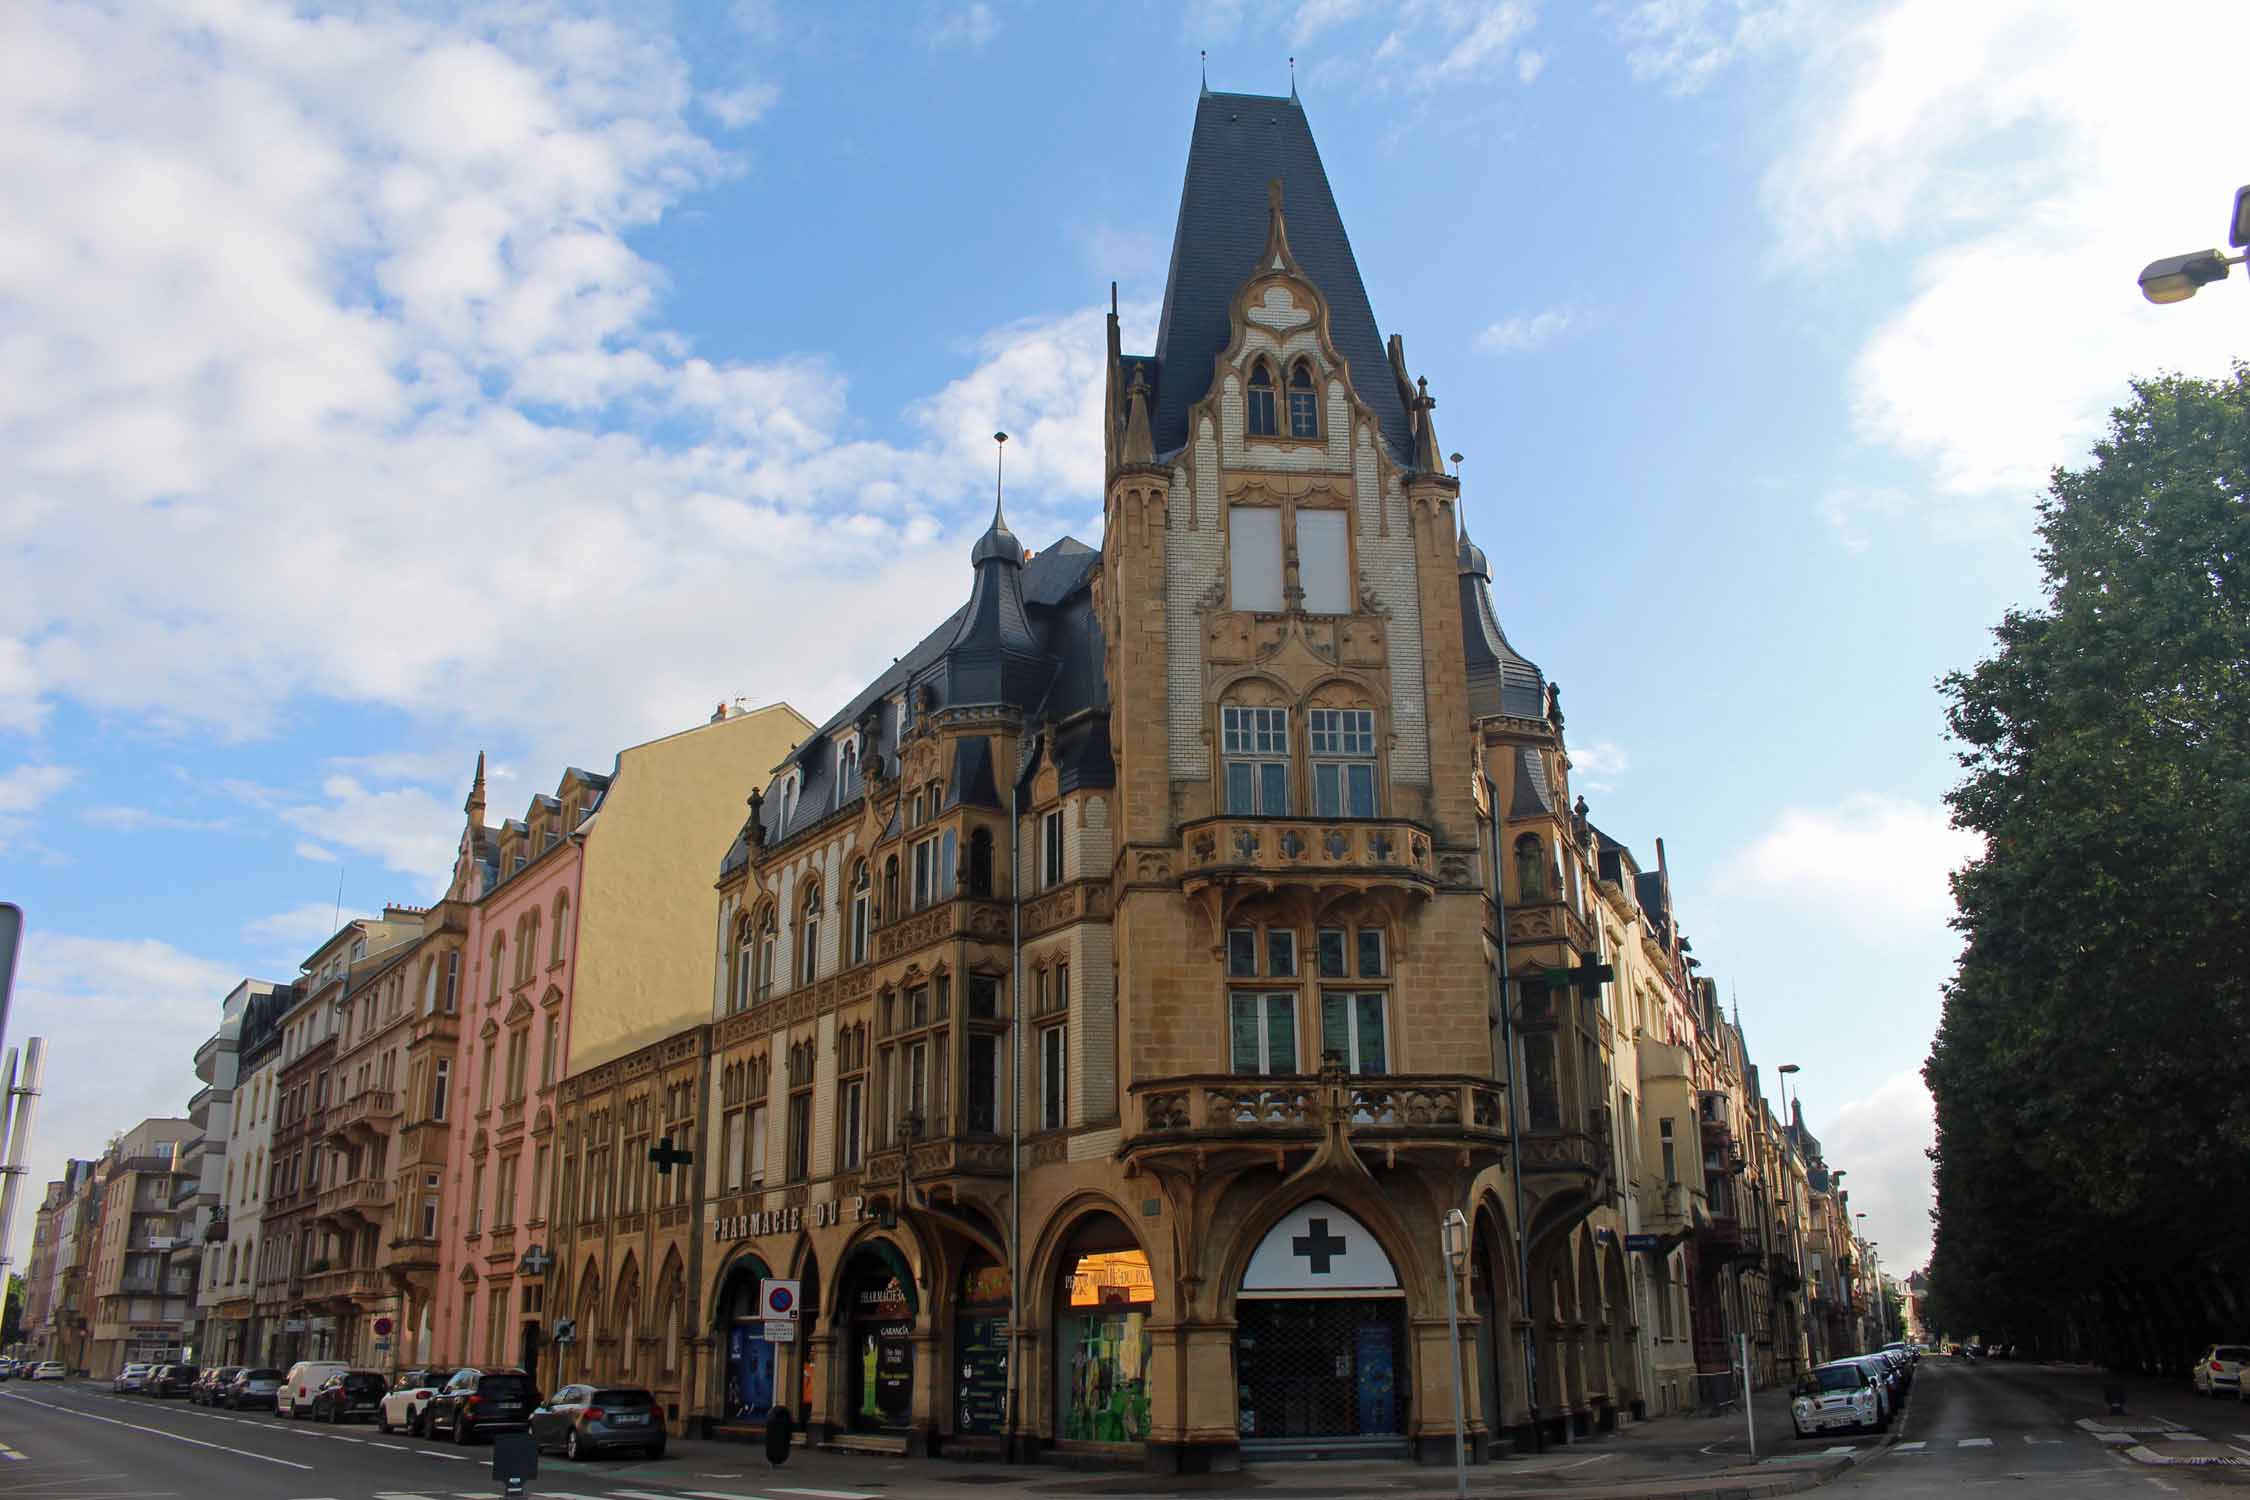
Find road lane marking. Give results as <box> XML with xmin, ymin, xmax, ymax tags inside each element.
<box><xmin>775</xmin><ymin>1491</ymin><xmax>883</xmax><ymax>1500</ymax></box>
<box><xmin>0</xmin><ymin>1391</ymin><xmax>314</xmax><ymax>1470</ymax></box>
<box><xmin>1897</xmin><ymin>1441</ymin><xmax>1928</xmax><ymax>1450</ymax></box>
<box><xmin>1824</xmin><ymin>1445</ymin><xmax>1857</xmax><ymax>1455</ymax></box>
<box><xmin>0</xmin><ymin>1440</ymin><xmax>25</xmax><ymax>1460</ymax></box>
<box><xmin>1959</xmin><ymin>1437</ymin><xmax>1994</xmax><ymax>1447</ymax></box>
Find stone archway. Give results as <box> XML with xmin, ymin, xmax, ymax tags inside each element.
<box><xmin>1604</xmin><ymin>1240</ymin><xmax>1638</xmax><ymax>1416</ymax></box>
<box><xmin>710</xmin><ymin>1251</ymin><xmax>775</xmax><ymax>1426</ymax></box>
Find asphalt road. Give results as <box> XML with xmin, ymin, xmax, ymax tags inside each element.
<box><xmin>4</xmin><ymin>1360</ymin><xmax>2247</xmax><ymax>1500</ymax></box>
<box><xmin>1813</xmin><ymin>1357</ymin><xmax>2250</xmax><ymax>1500</ymax></box>
<box><xmin>0</xmin><ymin>1381</ymin><xmax>886</xmax><ymax>1500</ymax></box>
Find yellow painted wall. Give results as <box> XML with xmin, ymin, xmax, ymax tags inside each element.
<box><xmin>569</xmin><ymin>703</ymin><xmax>812</xmax><ymax>1073</ymax></box>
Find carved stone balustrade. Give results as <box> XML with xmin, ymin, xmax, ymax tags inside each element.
<box><xmin>1123</xmin><ymin>1072</ymin><xmax>1506</xmax><ymax>1175</ymax></box>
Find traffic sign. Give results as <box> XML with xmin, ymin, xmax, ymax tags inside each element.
<box><xmin>373</xmin><ymin>1317</ymin><xmax>394</xmax><ymax>1336</ymax></box>
<box><xmin>759</xmin><ymin>1278</ymin><xmax>800</xmax><ymax>1322</ymax></box>
<box><xmin>1625</xmin><ymin>1233</ymin><xmax>1659</xmax><ymax>1252</ymax></box>
<box><xmin>764</xmin><ymin>1317</ymin><xmax>797</xmax><ymax>1343</ymax></box>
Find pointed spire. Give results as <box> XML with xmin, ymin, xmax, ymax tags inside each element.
<box><xmin>1122</xmin><ymin>365</ymin><xmax>1154</xmax><ymax>463</ymax></box>
<box><xmin>1260</xmin><ymin>176</ymin><xmax>1299</xmax><ymax>275</ymax></box>
<box><xmin>1200</xmin><ymin>49</ymin><xmax>1209</xmax><ymax>97</ymax></box>
<box><xmin>1289</xmin><ymin>55</ymin><xmax>1298</xmax><ymax>99</ymax></box>
<box><xmin>970</xmin><ymin>431</ymin><xmax>1021</xmax><ymax>566</ymax></box>
<box><xmin>465</xmin><ymin>751</ymin><xmax>487</xmax><ymax>821</ymax></box>
<box><xmin>1410</xmin><ymin>373</ymin><xmax>1442</xmax><ymax>473</ymax></box>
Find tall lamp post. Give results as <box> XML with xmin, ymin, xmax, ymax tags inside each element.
<box><xmin>2138</xmin><ymin>185</ymin><xmax>2250</xmax><ymax>303</ymax></box>
<box><xmin>1441</xmin><ymin>1209</ymin><xmax>1470</xmax><ymax>1498</ymax></box>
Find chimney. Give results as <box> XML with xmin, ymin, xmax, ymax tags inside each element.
<box><xmin>711</xmin><ymin>700</ymin><xmax>729</xmax><ymax>723</ymax></box>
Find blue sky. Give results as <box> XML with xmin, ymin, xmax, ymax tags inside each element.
<box><xmin>3</xmin><ymin>0</ymin><xmax>2244</xmax><ymax>1275</ymax></box>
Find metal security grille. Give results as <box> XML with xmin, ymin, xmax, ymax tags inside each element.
<box><xmin>1235</xmin><ymin>1299</ymin><xmax>1408</xmax><ymax>1449</ymax></box>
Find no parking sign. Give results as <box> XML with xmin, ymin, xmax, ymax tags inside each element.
<box><xmin>760</xmin><ymin>1278</ymin><xmax>800</xmax><ymax>1343</ymax></box>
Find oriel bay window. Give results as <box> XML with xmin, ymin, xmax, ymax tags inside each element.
<box><xmin>1315</xmin><ymin>923</ymin><xmax>1389</xmax><ymax>1074</ymax></box>
<box><xmin>877</xmin><ymin>979</ymin><xmax>949</xmax><ymax>1144</ymax></box>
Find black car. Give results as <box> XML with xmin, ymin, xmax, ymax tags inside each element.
<box><xmin>529</xmin><ymin>1385</ymin><xmax>667</xmax><ymax>1461</ymax></box>
<box><xmin>422</xmin><ymin>1366</ymin><xmax>537</xmax><ymax>1444</ymax></box>
<box><xmin>307</xmin><ymin>1370</ymin><xmax>387</xmax><ymax>1424</ymax></box>
<box><xmin>151</xmin><ymin>1363</ymin><xmax>201</xmax><ymax>1397</ymax></box>
<box><xmin>223</xmin><ymin>1367</ymin><xmax>285</xmax><ymax>1409</ymax></box>
<box><xmin>193</xmin><ymin>1366</ymin><xmax>243</xmax><ymax>1405</ymax></box>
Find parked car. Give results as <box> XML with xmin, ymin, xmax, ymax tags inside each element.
<box><xmin>1793</xmin><ymin>1361</ymin><xmax>1884</xmax><ymax>1438</ymax></box>
<box><xmin>529</xmin><ymin>1384</ymin><xmax>667</xmax><ymax>1461</ymax></box>
<box><xmin>0</xmin><ymin>1359</ymin><xmax>14</xmax><ymax>1380</ymax></box>
<box><xmin>1883</xmin><ymin>1340</ymin><xmax>1917</xmax><ymax>1366</ymax></box>
<box><xmin>307</xmin><ymin>1370</ymin><xmax>387</xmax><ymax>1424</ymax></box>
<box><xmin>193</xmin><ymin>1366</ymin><xmax>243</xmax><ymax>1405</ymax></box>
<box><xmin>378</xmin><ymin>1367</ymin><xmax>454</xmax><ymax>1435</ymax></box>
<box><xmin>111</xmin><ymin>1362</ymin><xmax>153</xmax><ymax>1393</ymax></box>
<box><xmin>421</xmin><ymin>1366</ymin><xmax>537</xmax><ymax>1445</ymax></box>
<box><xmin>31</xmin><ymin>1362</ymin><xmax>67</xmax><ymax>1381</ymax></box>
<box><xmin>151</xmin><ymin>1362</ymin><xmax>201</xmax><ymax>1397</ymax></box>
<box><xmin>278</xmin><ymin>1360</ymin><xmax>351</xmax><ymax>1417</ymax></box>
<box><xmin>223</xmin><ymin>1367</ymin><xmax>284</xmax><ymax>1409</ymax></box>
<box><xmin>2194</xmin><ymin>1344</ymin><xmax>2250</xmax><ymax>1398</ymax></box>
<box><xmin>1878</xmin><ymin>1348</ymin><xmax>1913</xmax><ymax>1390</ymax></box>
<box><xmin>1841</xmin><ymin>1354</ymin><xmax>1897</xmax><ymax>1422</ymax></box>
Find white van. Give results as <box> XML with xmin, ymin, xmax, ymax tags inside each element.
<box><xmin>279</xmin><ymin>1360</ymin><xmax>351</xmax><ymax>1418</ymax></box>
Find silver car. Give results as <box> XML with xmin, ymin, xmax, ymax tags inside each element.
<box><xmin>529</xmin><ymin>1384</ymin><xmax>668</xmax><ymax>1461</ymax></box>
<box><xmin>111</xmin><ymin>1362</ymin><xmax>153</xmax><ymax>1393</ymax></box>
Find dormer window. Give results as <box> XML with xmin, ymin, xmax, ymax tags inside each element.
<box><xmin>1287</xmin><ymin>359</ymin><xmax>1318</xmax><ymax>438</ymax></box>
<box><xmin>836</xmin><ymin>738</ymin><xmax>857</xmax><ymax>810</ymax></box>
<box><xmin>1247</xmin><ymin>359</ymin><xmax>1278</xmax><ymax>437</ymax></box>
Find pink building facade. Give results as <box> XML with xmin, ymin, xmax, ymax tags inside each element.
<box><xmin>428</xmin><ymin>757</ymin><xmax>600</xmax><ymax>1371</ymax></box>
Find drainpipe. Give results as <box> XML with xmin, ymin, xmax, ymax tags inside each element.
<box><xmin>1006</xmin><ymin>725</ymin><xmax>1040</xmax><ymax>1464</ymax></box>
<box><xmin>1485</xmin><ymin>773</ymin><xmax>1539</xmax><ymax>1454</ymax></box>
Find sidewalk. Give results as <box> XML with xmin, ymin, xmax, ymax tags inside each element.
<box><xmin>582</xmin><ymin>1389</ymin><xmax>1858</xmax><ymax>1499</ymax></box>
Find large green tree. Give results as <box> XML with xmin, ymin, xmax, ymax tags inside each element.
<box><xmin>1927</xmin><ymin>364</ymin><xmax>2250</xmax><ymax>1368</ymax></box>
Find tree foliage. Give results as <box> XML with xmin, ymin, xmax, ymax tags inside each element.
<box><xmin>1926</xmin><ymin>365</ymin><xmax>2250</xmax><ymax>1369</ymax></box>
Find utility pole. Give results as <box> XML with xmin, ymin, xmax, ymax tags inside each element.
<box><xmin>0</xmin><ymin>1038</ymin><xmax>45</xmax><ymax>1284</ymax></box>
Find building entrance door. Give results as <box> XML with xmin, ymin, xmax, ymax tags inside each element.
<box><xmin>1233</xmin><ymin>1198</ymin><xmax>1408</xmax><ymax>1457</ymax></box>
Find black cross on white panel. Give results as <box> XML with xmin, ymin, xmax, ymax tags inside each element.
<box><xmin>1242</xmin><ymin>1198</ymin><xmax>1400</xmax><ymax>1293</ymax></box>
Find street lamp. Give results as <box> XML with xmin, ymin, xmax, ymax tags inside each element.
<box><xmin>2137</xmin><ymin>184</ymin><xmax>2250</xmax><ymax>304</ymax></box>
<box><xmin>1440</xmin><ymin>1209</ymin><xmax>1470</xmax><ymax>1499</ymax></box>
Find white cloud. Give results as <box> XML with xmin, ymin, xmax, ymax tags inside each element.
<box><xmin>294</xmin><ymin>840</ymin><xmax>340</xmax><ymax>863</ymax></box>
<box><xmin>0</xmin><ymin>933</ymin><xmax>242</xmax><ymax>1268</ymax></box>
<box><xmin>244</xmin><ymin>900</ymin><xmax>377</xmax><ymax>950</ymax></box>
<box><xmin>0</xmin><ymin>3</ymin><xmax>1147</xmax><ymax>789</ymax></box>
<box><xmin>1819</xmin><ymin>1067</ymin><xmax>1936</xmax><ymax>1274</ymax></box>
<box><xmin>1478</xmin><ymin>308</ymin><xmax>1573</xmax><ymax>353</ymax></box>
<box><xmin>1722</xmin><ymin>792</ymin><xmax>1978</xmax><ymax>941</ymax></box>
<box><xmin>1750</xmin><ymin>3</ymin><xmax>2250</xmax><ymax>503</ymax></box>
<box><xmin>702</xmin><ymin>81</ymin><xmax>778</xmax><ymax>129</ymax></box>
<box><xmin>79</xmin><ymin>806</ymin><xmax>232</xmax><ymax>833</ymax></box>
<box><xmin>1569</xmin><ymin>738</ymin><xmax>1630</xmax><ymax>792</ymax></box>
<box><xmin>1516</xmin><ymin>48</ymin><xmax>1548</xmax><ymax>83</ymax></box>
<box><xmin>1374</xmin><ymin>0</ymin><xmax>1539</xmax><ymax>94</ymax></box>
<box><xmin>920</xmin><ymin>2</ymin><xmax>998</xmax><ymax>50</ymax></box>
<box><xmin>0</xmin><ymin>762</ymin><xmax>77</xmax><ymax>850</ymax></box>
<box><xmin>1614</xmin><ymin>0</ymin><xmax>1805</xmax><ymax>95</ymax></box>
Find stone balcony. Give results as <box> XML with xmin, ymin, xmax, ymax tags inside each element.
<box><xmin>1695</xmin><ymin>1214</ymin><xmax>1744</xmax><ymax>1256</ymax></box>
<box><xmin>315</xmin><ymin>1177</ymin><xmax>392</xmax><ymax>1222</ymax></box>
<box><xmin>303</xmin><ymin>1266</ymin><xmax>386</xmax><ymax>1303</ymax></box>
<box><xmin>1123</xmin><ymin>1071</ymin><xmax>1505</xmax><ymax>1175</ymax></box>
<box><xmin>1639</xmin><ymin>1180</ymin><xmax>1692</xmax><ymax>1238</ymax></box>
<box><xmin>328</xmin><ymin>1089</ymin><xmax>400</xmax><ymax>1137</ymax></box>
<box><xmin>1518</xmin><ymin>1126</ymin><xmax>1607</xmax><ymax>1181</ymax></box>
<box><xmin>1176</xmin><ymin>815</ymin><xmax>1444</xmax><ymax>909</ymax></box>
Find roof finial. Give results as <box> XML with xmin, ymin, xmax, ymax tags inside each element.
<box><xmin>993</xmin><ymin>429</ymin><xmax>1008</xmax><ymax>527</ymax></box>
<box><xmin>1410</xmin><ymin>374</ymin><xmax>1442</xmax><ymax>473</ymax></box>
<box><xmin>1261</xmin><ymin>175</ymin><xmax>1298</xmax><ymax>273</ymax></box>
<box><xmin>1289</xmin><ymin>55</ymin><xmax>1297</xmax><ymax>99</ymax></box>
<box><xmin>1200</xmin><ymin>49</ymin><xmax>1209</xmax><ymax>97</ymax></box>
<box><xmin>970</xmin><ymin>430</ymin><xmax>1022</xmax><ymax>566</ymax></box>
<box><xmin>1123</xmin><ymin>365</ymin><xmax>1154</xmax><ymax>463</ymax></box>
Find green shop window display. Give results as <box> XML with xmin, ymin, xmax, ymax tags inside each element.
<box><xmin>1055</xmin><ymin>1246</ymin><xmax>1154</xmax><ymax>1443</ymax></box>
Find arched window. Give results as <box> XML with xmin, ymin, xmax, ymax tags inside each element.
<box><xmin>521</xmin><ymin>911</ymin><xmax>541</xmax><ymax>984</ymax></box>
<box><xmin>799</xmin><ymin>882</ymin><xmax>822</xmax><ymax>987</ymax></box>
<box><xmin>1246</xmin><ymin>359</ymin><xmax>1278</xmax><ymax>436</ymax></box>
<box><xmin>1288</xmin><ymin>359</ymin><xmax>1319</xmax><ymax>438</ymax></box>
<box><xmin>755</xmin><ymin>905</ymin><xmax>777</xmax><ymax>1001</ymax></box>
<box><xmin>731</xmin><ymin>911</ymin><xmax>755</xmax><ymax>1013</ymax></box>
<box><xmin>850</xmin><ymin>861</ymin><xmax>871</xmax><ymax>965</ymax></box>
<box><xmin>551</xmin><ymin>891</ymin><xmax>570</xmax><ymax>965</ymax></box>
<box><xmin>489</xmin><ymin>935</ymin><xmax>506</xmax><ymax>1003</ymax></box>
<box><xmin>1514</xmin><ymin>833</ymin><xmax>1546</xmax><ymax>900</ymax></box>
<box><xmin>883</xmin><ymin>855</ymin><xmax>900</xmax><ymax>923</ymax></box>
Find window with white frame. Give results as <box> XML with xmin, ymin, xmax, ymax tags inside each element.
<box><xmin>755</xmin><ymin>906</ymin><xmax>776</xmax><ymax>999</ymax></box>
<box><xmin>1221</xmin><ymin>705</ymin><xmax>1290</xmax><ymax>815</ymax></box>
<box><xmin>798</xmin><ymin>883</ymin><xmax>821</xmax><ymax>986</ymax></box>
<box><xmin>1246</xmin><ymin>358</ymin><xmax>1278</xmax><ymax>437</ymax></box>
<box><xmin>1287</xmin><ymin>359</ymin><xmax>1319</xmax><ymax>438</ymax></box>
<box><xmin>1226</xmin><ymin>923</ymin><xmax>1299</xmax><ymax>1074</ymax></box>
<box><xmin>1309</xmin><ymin>708</ymin><xmax>1378</xmax><ymax>816</ymax></box>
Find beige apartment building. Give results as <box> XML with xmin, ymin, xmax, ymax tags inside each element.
<box><xmin>85</xmin><ymin>1118</ymin><xmax>197</xmax><ymax>1376</ymax></box>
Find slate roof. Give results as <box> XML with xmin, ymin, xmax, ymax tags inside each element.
<box><xmin>1459</xmin><ymin>528</ymin><xmax>1548</xmax><ymax>722</ymax></box>
<box><xmin>1147</xmin><ymin>91</ymin><xmax>1414</xmax><ymax>462</ymax></box>
<box><xmin>1506</xmin><ymin>744</ymin><xmax>1556</xmax><ymax>818</ymax></box>
<box><xmin>721</xmin><ymin>535</ymin><xmax>1107</xmax><ymax>878</ymax></box>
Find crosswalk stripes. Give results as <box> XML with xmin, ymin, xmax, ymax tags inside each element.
<box><xmin>1957</xmin><ymin>1437</ymin><xmax>1994</xmax><ymax>1447</ymax></box>
<box><xmin>1896</xmin><ymin>1440</ymin><xmax>1927</xmax><ymax>1450</ymax></box>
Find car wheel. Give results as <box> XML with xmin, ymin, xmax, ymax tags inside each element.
<box><xmin>410</xmin><ymin>1407</ymin><xmax>428</xmax><ymax>1438</ymax></box>
<box><xmin>377</xmin><ymin>1409</ymin><xmax>392</xmax><ymax>1434</ymax></box>
<box><xmin>565</xmin><ymin>1427</ymin><xmax>582</xmax><ymax>1462</ymax></box>
<box><xmin>645</xmin><ymin>1441</ymin><xmax>665</xmax><ymax>1460</ymax></box>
